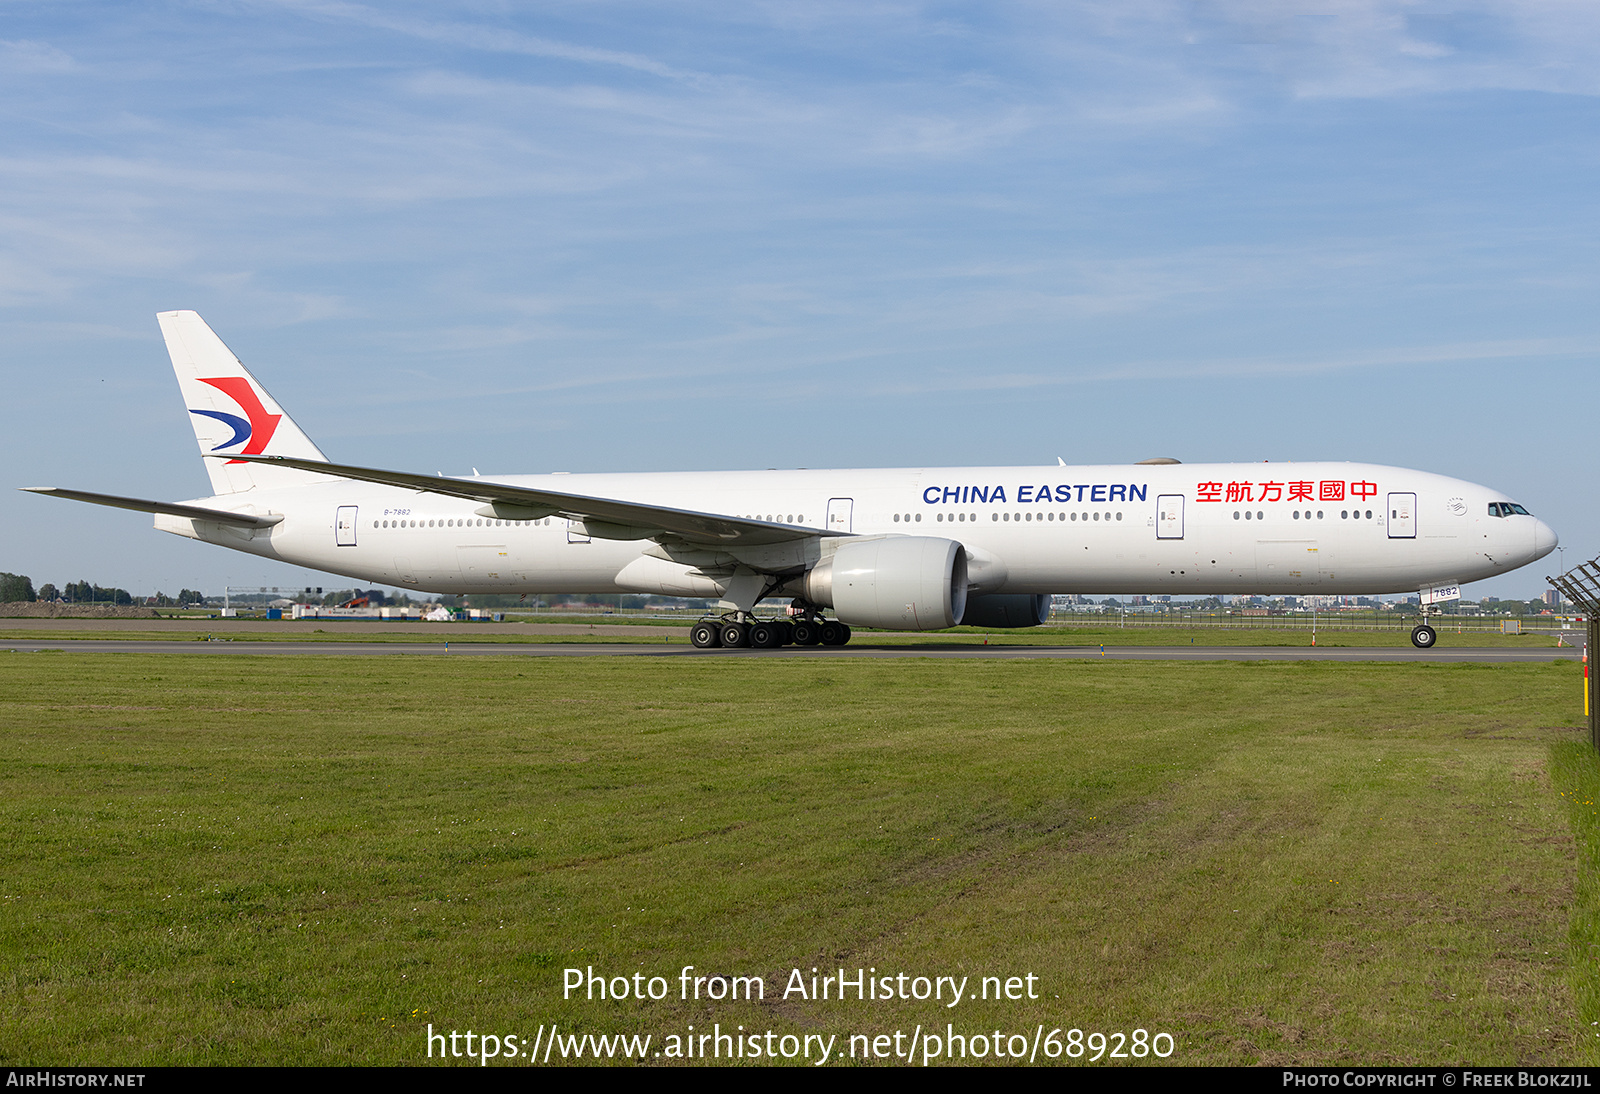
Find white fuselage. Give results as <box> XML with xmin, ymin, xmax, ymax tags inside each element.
<box><xmin>155</xmin><ymin>461</ymin><xmax>1557</xmax><ymax>599</ymax></box>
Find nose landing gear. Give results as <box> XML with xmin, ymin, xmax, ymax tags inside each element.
<box><xmin>1410</xmin><ymin>598</ymin><xmax>1440</xmax><ymax>648</ymax></box>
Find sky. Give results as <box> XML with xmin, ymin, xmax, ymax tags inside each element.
<box><xmin>2</xmin><ymin>1</ymin><xmax>1597</xmax><ymax>601</ymax></box>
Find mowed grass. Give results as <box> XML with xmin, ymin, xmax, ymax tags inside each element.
<box><xmin>0</xmin><ymin>653</ymin><xmax>1596</xmax><ymax>1066</ymax></box>
<box><xmin>0</xmin><ymin>621</ymin><xmax>1568</xmax><ymax>648</ymax></box>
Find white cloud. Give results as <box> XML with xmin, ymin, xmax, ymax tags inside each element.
<box><xmin>260</xmin><ymin>0</ymin><xmax>700</xmax><ymax>80</ymax></box>
<box><xmin>0</xmin><ymin>38</ymin><xmax>75</xmax><ymax>74</ymax></box>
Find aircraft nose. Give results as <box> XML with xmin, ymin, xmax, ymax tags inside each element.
<box><xmin>1534</xmin><ymin>519</ymin><xmax>1558</xmax><ymax>561</ymax></box>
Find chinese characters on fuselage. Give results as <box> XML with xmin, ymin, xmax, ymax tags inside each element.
<box><xmin>1195</xmin><ymin>480</ymin><xmax>1377</xmax><ymax>504</ymax></box>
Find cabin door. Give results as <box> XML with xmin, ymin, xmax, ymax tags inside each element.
<box><xmin>335</xmin><ymin>506</ymin><xmax>358</xmax><ymax>547</ymax></box>
<box><xmin>827</xmin><ymin>498</ymin><xmax>854</xmax><ymax>534</ymax></box>
<box><xmin>1387</xmin><ymin>493</ymin><xmax>1416</xmax><ymax>538</ymax></box>
<box><xmin>1156</xmin><ymin>495</ymin><xmax>1184</xmax><ymax>539</ymax></box>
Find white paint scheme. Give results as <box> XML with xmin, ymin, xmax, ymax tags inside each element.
<box><xmin>24</xmin><ymin>313</ymin><xmax>1559</xmax><ymax>618</ymax></box>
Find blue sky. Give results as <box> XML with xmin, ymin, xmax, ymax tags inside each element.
<box><xmin>3</xmin><ymin>1</ymin><xmax>1596</xmax><ymax>600</ymax></box>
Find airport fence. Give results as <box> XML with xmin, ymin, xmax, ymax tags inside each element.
<box><xmin>1045</xmin><ymin>611</ymin><xmax>1583</xmax><ymax>637</ymax></box>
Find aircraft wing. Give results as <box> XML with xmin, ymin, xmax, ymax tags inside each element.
<box><xmin>21</xmin><ymin>487</ymin><xmax>285</xmax><ymax>528</ymax></box>
<box><xmin>216</xmin><ymin>454</ymin><xmax>838</xmax><ymax>547</ymax></box>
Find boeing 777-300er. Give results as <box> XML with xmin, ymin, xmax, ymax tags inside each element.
<box><xmin>24</xmin><ymin>311</ymin><xmax>1559</xmax><ymax>649</ymax></box>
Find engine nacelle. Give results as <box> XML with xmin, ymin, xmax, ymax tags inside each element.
<box><xmin>960</xmin><ymin>593</ymin><xmax>1051</xmax><ymax>628</ymax></box>
<box><xmin>804</xmin><ymin>537</ymin><xmax>968</xmax><ymax>630</ymax></box>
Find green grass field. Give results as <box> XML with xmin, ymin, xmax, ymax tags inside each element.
<box><xmin>0</xmin><ymin>619</ymin><xmax>1572</xmax><ymax>647</ymax></box>
<box><xmin>2</xmin><ymin>652</ymin><xmax>1596</xmax><ymax>1066</ymax></box>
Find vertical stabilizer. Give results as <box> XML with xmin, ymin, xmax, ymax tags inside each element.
<box><xmin>159</xmin><ymin>311</ymin><xmax>330</xmax><ymax>495</ymax></box>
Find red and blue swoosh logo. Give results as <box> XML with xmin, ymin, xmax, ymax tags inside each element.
<box><xmin>189</xmin><ymin>377</ymin><xmax>281</xmax><ymax>464</ymax></box>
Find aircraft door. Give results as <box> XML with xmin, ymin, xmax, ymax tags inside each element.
<box><xmin>336</xmin><ymin>506</ymin><xmax>358</xmax><ymax>547</ymax></box>
<box><xmin>1387</xmin><ymin>493</ymin><xmax>1416</xmax><ymax>539</ymax></box>
<box><xmin>1156</xmin><ymin>495</ymin><xmax>1184</xmax><ymax>539</ymax></box>
<box><xmin>827</xmin><ymin>498</ymin><xmax>854</xmax><ymax>534</ymax></box>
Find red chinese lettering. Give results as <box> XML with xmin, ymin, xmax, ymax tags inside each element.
<box><xmin>1225</xmin><ymin>481</ymin><xmax>1253</xmax><ymax>503</ymax></box>
<box><xmin>1319</xmin><ymin>480</ymin><xmax>1345</xmax><ymax>502</ymax></box>
<box><xmin>1258</xmin><ymin>481</ymin><xmax>1284</xmax><ymax>502</ymax></box>
<box><xmin>1287</xmin><ymin>481</ymin><xmax>1313</xmax><ymax>502</ymax></box>
<box><xmin>1197</xmin><ymin>481</ymin><xmax>1223</xmax><ymax>502</ymax></box>
<box><xmin>1350</xmin><ymin>480</ymin><xmax>1377</xmax><ymax>500</ymax></box>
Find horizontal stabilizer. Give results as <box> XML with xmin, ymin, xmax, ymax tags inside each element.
<box><xmin>21</xmin><ymin>487</ymin><xmax>284</xmax><ymax>528</ymax></box>
<box><xmin>214</xmin><ymin>454</ymin><xmax>838</xmax><ymax>547</ymax></box>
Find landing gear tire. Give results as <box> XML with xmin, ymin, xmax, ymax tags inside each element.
<box><xmin>748</xmin><ymin>622</ymin><xmax>782</xmax><ymax>649</ymax></box>
<box><xmin>1411</xmin><ymin>624</ymin><xmax>1437</xmax><ymax>649</ymax></box>
<box><xmin>690</xmin><ymin>622</ymin><xmax>721</xmax><ymax>649</ymax></box>
<box><xmin>819</xmin><ymin>621</ymin><xmax>851</xmax><ymax>646</ymax></box>
<box><xmin>721</xmin><ymin>622</ymin><xmax>749</xmax><ymax>648</ymax></box>
<box><xmin>791</xmin><ymin>620</ymin><xmax>822</xmax><ymax>646</ymax></box>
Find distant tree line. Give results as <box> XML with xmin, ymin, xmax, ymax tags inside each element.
<box><xmin>150</xmin><ymin>590</ymin><xmax>209</xmax><ymax>607</ymax></box>
<box><xmin>1</xmin><ymin>573</ymin><xmax>207</xmax><ymax>606</ymax></box>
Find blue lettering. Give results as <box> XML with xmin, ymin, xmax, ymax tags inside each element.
<box><xmin>1018</xmin><ymin>485</ymin><xmax>1034</xmax><ymax>503</ymax></box>
<box><xmin>1130</xmin><ymin>484</ymin><xmax>1147</xmax><ymax>502</ymax></box>
<box><xmin>991</xmin><ymin>486</ymin><xmax>1007</xmax><ymax>504</ymax></box>
<box><xmin>1036</xmin><ymin>483</ymin><xmax>1051</xmax><ymax>502</ymax></box>
<box><xmin>942</xmin><ymin>486</ymin><xmax>960</xmax><ymax>504</ymax></box>
<box><xmin>972</xmin><ymin>485</ymin><xmax>988</xmax><ymax>504</ymax></box>
<box><xmin>1109</xmin><ymin>484</ymin><xmax>1127</xmax><ymax>502</ymax></box>
<box><xmin>1091</xmin><ymin>485</ymin><xmax>1107</xmax><ymax>503</ymax></box>
<box><xmin>1075</xmin><ymin>485</ymin><xmax>1088</xmax><ymax>502</ymax></box>
<box><xmin>922</xmin><ymin>487</ymin><xmax>940</xmax><ymax>504</ymax></box>
<box><xmin>1055</xmin><ymin>485</ymin><xmax>1071</xmax><ymax>502</ymax></box>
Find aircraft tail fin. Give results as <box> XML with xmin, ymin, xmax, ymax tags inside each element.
<box><xmin>159</xmin><ymin>310</ymin><xmax>330</xmax><ymax>495</ymax></box>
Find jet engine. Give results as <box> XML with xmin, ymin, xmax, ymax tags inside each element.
<box><xmin>802</xmin><ymin>536</ymin><xmax>968</xmax><ymax>630</ymax></box>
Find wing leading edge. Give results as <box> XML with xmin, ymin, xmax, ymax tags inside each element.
<box><xmin>215</xmin><ymin>454</ymin><xmax>839</xmax><ymax>547</ymax></box>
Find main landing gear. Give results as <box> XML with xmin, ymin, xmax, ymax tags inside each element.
<box><xmin>689</xmin><ymin>604</ymin><xmax>852</xmax><ymax>650</ymax></box>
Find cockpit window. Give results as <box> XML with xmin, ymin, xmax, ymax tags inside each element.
<box><xmin>1488</xmin><ymin>502</ymin><xmax>1532</xmax><ymax>517</ymax></box>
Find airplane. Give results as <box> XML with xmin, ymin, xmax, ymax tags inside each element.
<box><xmin>23</xmin><ymin>311</ymin><xmax>1559</xmax><ymax>650</ymax></box>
